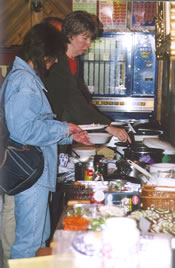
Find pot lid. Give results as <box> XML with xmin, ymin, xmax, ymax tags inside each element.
<box><xmin>143</xmin><ymin>138</ymin><xmax>175</xmax><ymax>154</ymax></box>
<box><xmin>134</xmin><ymin>129</ymin><xmax>161</xmax><ymax>135</ymax></box>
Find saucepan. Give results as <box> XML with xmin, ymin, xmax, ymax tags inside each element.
<box><xmin>123</xmin><ymin>146</ymin><xmax>164</xmax><ymax>164</ymax></box>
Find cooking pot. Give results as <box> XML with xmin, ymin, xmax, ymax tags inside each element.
<box><xmin>115</xmin><ymin>141</ymin><xmax>146</xmax><ymax>159</ymax></box>
<box><xmin>123</xmin><ymin>146</ymin><xmax>164</xmax><ymax>164</ymax></box>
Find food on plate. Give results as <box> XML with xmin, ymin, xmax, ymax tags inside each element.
<box><xmin>98</xmin><ymin>205</ymin><xmax>125</xmax><ymax>217</ymax></box>
<box><xmin>67</xmin><ymin>205</ymin><xmax>92</xmax><ymax>218</ymax></box>
<box><xmin>89</xmin><ymin>217</ymin><xmax>106</xmax><ymax>231</ymax></box>
<box><xmin>63</xmin><ymin>215</ymin><xmax>89</xmax><ymax>231</ymax></box>
<box><xmin>129</xmin><ymin>208</ymin><xmax>175</xmax><ymax>234</ymax></box>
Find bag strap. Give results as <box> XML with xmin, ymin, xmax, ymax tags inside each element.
<box><xmin>0</xmin><ymin>69</ymin><xmax>25</xmax><ymax>166</ymax></box>
<box><xmin>0</xmin><ymin>78</ymin><xmax>10</xmax><ymax>166</ymax></box>
<box><xmin>0</xmin><ymin>67</ymin><xmax>47</xmax><ymax>167</ymax></box>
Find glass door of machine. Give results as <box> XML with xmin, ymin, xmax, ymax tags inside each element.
<box><xmin>81</xmin><ymin>32</ymin><xmax>157</xmax><ymax>120</ymax></box>
<box><xmin>82</xmin><ymin>32</ymin><xmax>133</xmax><ymax>97</ymax></box>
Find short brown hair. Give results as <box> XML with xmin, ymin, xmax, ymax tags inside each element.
<box><xmin>62</xmin><ymin>11</ymin><xmax>99</xmax><ymax>41</ymax></box>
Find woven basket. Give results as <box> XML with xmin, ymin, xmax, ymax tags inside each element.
<box><xmin>140</xmin><ymin>184</ymin><xmax>175</xmax><ymax>211</ymax></box>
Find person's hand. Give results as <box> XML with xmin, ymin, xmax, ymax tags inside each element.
<box><xmin>72</xmin><ymin>132</ymin><xmax>92</xmax><ymax>145</ymax></box>
<box><xmin>105</xmin><ymin>125</ymin><xmax>131</xmax><ymax>143</ymax></box>
<box><xmin>68</xmin><ymin>123</ymin><xmax>92</xmax><ymax>145</ymax></box>
<box><xmin>68</xmin><ymin>123</ymin><xmax>83</xmax><ymax>134</ymax></box>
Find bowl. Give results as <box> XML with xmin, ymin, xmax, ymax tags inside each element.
<box><xmin>149</xmin><ymin>163</ymin><xmax>175</xmax><ymax>174</ymax></box>
<box><xmin>88</xmin><ymin>133</ymin><xmax>111</xmax><ymax>144</ymax></box>
<box><xmin>73</xmin><ymin>147</ymin><xmax>96</xmax><ymax>161</ymax></box>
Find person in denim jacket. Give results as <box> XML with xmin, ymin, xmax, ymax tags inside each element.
<box><xmin>1</xmin><ymin>22</ymin><xmax>91</xmax><ymax>261</ymax></box>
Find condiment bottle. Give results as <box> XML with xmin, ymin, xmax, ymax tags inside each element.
<box><xmin>84</xmin><ymin>157</ymin><xmax>94</xmax><ymax>181</ymax></box>
<box><xmin>93</xmin><ymin>162</ymin><xmax>102</xmax><ymax>180</ymax></box>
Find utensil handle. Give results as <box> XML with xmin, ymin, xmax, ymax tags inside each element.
<box><xmin>72</xmin><ymin>150</ymin><xmax>80</xmax><ymax>159</ymax></box>
<box><xmin>128</xmin><ymin>123</ymin><xmax>136</xmax><ymax>133</ymax></box>
<box><xmin>127</xmin><ymin>159</ymin><xmax>152</xmax><ymax>178</ymax></box>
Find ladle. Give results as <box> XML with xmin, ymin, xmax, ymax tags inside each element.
<box><xmin>127</xmin><ymin>159</ymin><xmax>152</xmax><ymax>180</ymax></box>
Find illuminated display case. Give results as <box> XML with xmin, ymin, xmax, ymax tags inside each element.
<box><xmin>81</xmin><ymin>32</ymin><xmax>157</xmax><ymax>120</ymax></box>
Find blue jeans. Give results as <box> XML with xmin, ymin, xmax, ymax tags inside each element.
<box><xmin>10</xmin><ymin>183</ymin><xmax>50</xmax><ymax>258</ymax></box>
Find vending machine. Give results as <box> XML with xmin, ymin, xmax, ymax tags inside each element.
<box><xmin>82</xmin><ymin>32</ymin><xmax>157</xmax><ymax>120</ymax></box>
<box><xmin>72</xmin><ymin>0</ymin><xmax>157</xmax><ymax>121</ymax></box>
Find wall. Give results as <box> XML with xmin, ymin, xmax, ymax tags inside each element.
<box><xmin>0</xmin><ymin>0</ymin><xmax>72</xmax><ymax>47</ymax></box>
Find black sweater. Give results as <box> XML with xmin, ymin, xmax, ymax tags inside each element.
<box><xmin>44</xmin><ymin>55</ymin><xmax>111</xmax><ymax>125</ymax></box>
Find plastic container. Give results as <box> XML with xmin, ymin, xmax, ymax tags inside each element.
<box><xmin>102</xmin><ymin>217</ymin><xmax>140</xmax><ymax>268</ymax></box>
<box><xmin>149</xmin><ymin>163</ymin><xmax>175</xmax><ymax>178</ymax></box>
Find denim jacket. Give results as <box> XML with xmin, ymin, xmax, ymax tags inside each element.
<box><xmin>2</xmin><ymin>57</ymin><xmax>72</xmax><ymax>191</ymax></box>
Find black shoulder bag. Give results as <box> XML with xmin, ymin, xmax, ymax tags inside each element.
<box><xmin>0</xmin><ymin>79</ymin><xmax>44</xmax><ymax>196</ymax></box>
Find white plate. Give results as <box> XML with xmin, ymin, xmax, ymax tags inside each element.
<box><xmin>78</xmin><ymin>124</ymin><xmax>107</xmax><ymax>130</ymax></box>
<box><xmin>111</xmin><ymin>121</ymin><xmax>126</xmax><ymax>126</ymax></box>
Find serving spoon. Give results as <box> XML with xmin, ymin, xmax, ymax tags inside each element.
<box><xmin>127</xmin><ymin>159</ymin><xmax>152</xmax><ymax>180</ymax></box>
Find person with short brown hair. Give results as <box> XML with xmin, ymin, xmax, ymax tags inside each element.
<box><xmin>44</xmin><ymin>11</ymin><xmax>131</xmax><ymax>143</ymax></box>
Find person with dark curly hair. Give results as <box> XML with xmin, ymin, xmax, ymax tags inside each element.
<box><xmin>0</xmin><ymin>22</ymin><xmax>91</xmax><ymax>262</ymax></box>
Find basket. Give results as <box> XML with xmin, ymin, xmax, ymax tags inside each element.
<box><xmin>140</xmin><ymin>184</ymin><xmax>175</xmax><ymax>211</ymax></box>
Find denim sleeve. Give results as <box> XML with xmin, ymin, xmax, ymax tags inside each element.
<box><xmin>5</xmin><ymin>89</ymin><xmax>72</xmax><ymax>146</ymax></box>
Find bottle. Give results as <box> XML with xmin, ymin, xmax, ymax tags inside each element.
<box><xmin>93</xmin><ymin>162</ymin><xmax>101</xmax><ymax>180</ymax></box>
<box><xmin>84</xmin><ymin>157</ymin><xmax>94</xmax><ymax>181</ymax></box>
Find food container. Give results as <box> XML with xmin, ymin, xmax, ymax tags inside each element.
<box><xmin>149</xmin><ymin>163</ymin><xmax>175</xmax><ymax>176</ymax></box>
<box><xmin>88</xmin><ymin>133</ymin><xmax>111</xmax><ymax>144</ymax></box>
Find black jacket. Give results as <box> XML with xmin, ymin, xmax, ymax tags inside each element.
<box><xmin>44</xmin><ymin>55</ymin><xmax>111</xmax><ymax>125</ymax></box>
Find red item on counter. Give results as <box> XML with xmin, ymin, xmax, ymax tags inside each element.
<box><xmin>90</xmin><ymin>190</ymin><xmax>105</xmax><ymax>204</ymax></box>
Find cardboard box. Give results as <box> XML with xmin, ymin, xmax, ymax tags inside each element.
<box><xmin>105</xmin><ymin>191</ymin><xmax>140</xmax><ymax>213</ymax></box>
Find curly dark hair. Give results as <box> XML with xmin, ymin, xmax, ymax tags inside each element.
<box><xmin>19</xmin><ymin>23</ymin><xmax>66</xmax><ymax>77</ymax></box>
<box><xmin>62</xmin><ymin>10</ymin><xmax>99</xmax><ymax>42</ymax></box>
